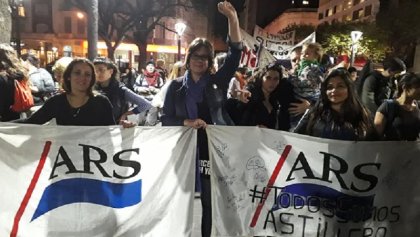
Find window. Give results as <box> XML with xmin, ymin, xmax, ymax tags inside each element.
<box><xmin>64</xmin><ymin>17</ymin><xmax>71</xmax><ymax>33</ymax></box>
<box><xmin>319</xmin><ymin>13</ymin><xmax>324</xmax><ymax>20</ymax></box>
<box><xmin>365</xmin><ymin>5</ymin><xmax>372</xmax><ymax>16</ymax></box>
<box><xmin>77</xmin><ymin>19</ymin><xmax>85</xmax><ymax>35</ymax></box>
<box><xmin>337</xmin><ymin>4</ymin><xmax>342</xmax><ymax>12</ymax></box>
<box><xmin>353</xmin><ymin>0</ymin><xmax>361</xmax><ymax>6</ymax></box>
<box><xmin>352</xmin><ymin>8</ymin><xmax>363</xmax><ymax>20</ymax></box>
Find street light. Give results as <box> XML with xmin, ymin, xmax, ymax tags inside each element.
<box><xmin>350</xmin><ymin>30</ymin><xmax>363</xmax><ymax>67</ymax></box>
<box><xmin>174</xmin><ymin>22</ymin><xmax>186</xmax><ymax>61</ymax></box>
<box><xmin>10</xmin><ymin>0</ymin><xmax>26</xmax><ymax>56</ymax></box>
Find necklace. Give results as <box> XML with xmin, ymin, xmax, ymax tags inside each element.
<box><xmin>73</xmin><ymin>108</ymin><xmax>81</xmax><ymax>117</ymax></box>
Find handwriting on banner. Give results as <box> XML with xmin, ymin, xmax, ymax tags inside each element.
<box><xmin>248</xmin><ymin>184</ymin><xmax>401</xmax><ymax>236</ymax></box>
<box><xmin>240</xmin><ymin>45</ymin><xmax>258</xmax><ymax>69</ymax></box>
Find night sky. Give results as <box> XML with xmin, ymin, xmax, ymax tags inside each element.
<box><xmin>256</xmin><ymin>0</ymin><xmax>291</xmax><ymax>27</ymax></box>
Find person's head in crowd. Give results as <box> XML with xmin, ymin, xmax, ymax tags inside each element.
<box><xmin>185</xmin><ymin>38</ymin><xmax>215</xmax><ymax>77</ymax></box>
<box><xmin>213</xmin><ymin>52</ymin><xmax>227</xmax><ymax>72</ymax></box>
<box><xmin>347</xmin><ymin>66</ymin><xmax>358</xmax><ymax>82</ymax></box>
<box><xmin>301</xmin><ymin>42</ymin><xmax>323</xmax><ymax>62</ymax></box>
<box><xmin>250</xmin><ymin>63</ymin><xmax>283</xmax><ymax>95</ymax></box>
<box><xmin>289</xmin><ymin>46</ymin><xmax>302</xmax><ymax>73</ymax></box>
<box><xmin>21</xmin><ymin>53</ymin><xmax>41</xmax><ymax>69</ymax></box>
<box><xmin>0</xmin><ymin>43</ymin><xmax>28</xmax><ymax>78</ymax></box>
<box><xmin>52</xmin><ymin>56</ymin><xmax>73</xmax><ymax>86</ymax></box>
<box><xmin>167</xmin><ymin>61</ymin><xmax>186</xmax><ymax>80</ymax></box>
<box><xmin>62</xmin><ymin>58</ymin><xmax>96</xmax><ymax>96</ymax></box>
<box><xmin>93</xmin><ymin>57</ymin><xmax>119</xmax><ymax>86</ymax></box>
<box><xmin>383</xmin><ymin>57</ymin><xmax>406</xmax><ymax>78</ymax></box>
<box><xmin>145</xmin><ymin>61</ymin><xmax>156</xmax><ymax>74</ymax></box>
<box><xmin>396</xmin><ymin>72</ymin><xmax>420</xmax><ymax>99</ymax></box>
<box><xmin>156</xmin><ymin>59</ymin><xmax>165</xmax><ymax>69</ymax></box>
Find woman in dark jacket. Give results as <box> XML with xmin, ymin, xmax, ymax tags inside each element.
<box><xmin>161</xmin><ymin>2</ymin><xmax>241</xmax><ymax>236</ymax></box>
<box><xmin>228</xmin><ymin>63</ymin><xmax>294</xmax><ymax>131</ymax></box>
<box><xmin>0</xmin><ymin>44</ymin><xmax>29</xmax><ymax>122</ymax></box>
<box><xmin>294</xmin><ymin>68</ymin><xmax>375</xmax><ymax>141</ymax></box>
<box><xmin>93</xmin><ymin>57</ymin><xmax>152</xmax><ymax>126</ymax></box>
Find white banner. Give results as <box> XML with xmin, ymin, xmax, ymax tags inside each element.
<box><xmin>241</xmin><ymin>29</ymin><xmax>277</xmax><ymax>70</ymax></box>
<box><xmin>271</xmin><ymin>32</ymin><xmax>316</xmax><ymax>60</ymax></box>
<box><xmin>253</xmin><ymin>26</ymin><xmax>295</xmax><ymax>52</ymax></box>
<box><xmin>0</xmin><ymin>124</ymin><xmax>196</xmax><ymax>237</ymax></box>
<box><xmin>207</xmin><ymin>126</ymin><xmax>420</xmax><ymax>236</ymax></box>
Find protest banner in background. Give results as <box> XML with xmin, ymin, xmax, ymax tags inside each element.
<box><xmin>0</xmin><ymin>124</ymin><xmax>196</xmax><ymax>237</ymax></box>
<box><xmin>241</xmin><ymin>28</ymin><xmax>316</xmax><ymax>70</ymax></box>
<box><xmin>241</xmin><ymin>29</ymin><xmax>277</xmax><ymax>70</ymax></box>
<box><xmin>253</xmin><ymin>26</ymin><xmax>295</xmax><ymax>52</ymax></box>
<box><xmin>207</xmin><ymin>126</ymin><xmax>420</xmax><ymax>237</ymax></box>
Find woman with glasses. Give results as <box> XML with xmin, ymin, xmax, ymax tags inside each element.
<box><xmin>19</xmin><ymin>58</ymin><xmax>116</xmax><ymax>126</ymax></box>
<box><xmin>294</xmin><ymin>68</ymin><xmax>375</xmax><ymax>141</ymax></box>
<box><xmin>161</xmin><ymin>1</ymin><xmax>242</xmax><ymax>236</ymax></box>
<box><xmin>227</xmin><ymin>63</ymin><xmax>294</xmax><ymax>131</ymax></box>
<box><xmin>93</xmin><ymin>57</ymin><xmax>152</xmax><ymax>127</ymax></box>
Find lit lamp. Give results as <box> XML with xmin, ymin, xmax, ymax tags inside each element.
<box><xmin>174</xmin><ymin>22</ymin><xmax>186</xmax><ymax>61</ymax></box>
<box><xmin>350</xmin><ymin>30</ymin><xmax>363</xmax><ymax>67</ymax></box>
<box><xmin>11</xmin><ymin>0</ymin><xmax>26</xmax><ymax>56</ymax></box>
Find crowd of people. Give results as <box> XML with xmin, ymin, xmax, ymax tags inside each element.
<box><xmin>1</xmin><ymin>0</ymin><xmax>420</xmax><ymax>236</ymax></box>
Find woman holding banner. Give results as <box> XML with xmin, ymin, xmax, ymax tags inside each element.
<box><xmin>161</xmin><ymin>1</ymin><xmax>242</xmax><ymax>236</ymax></box>
<box><xmin>294</xmin><ymin>68</ymin><xmax>375</xmax><ymax>140</ymax></box>
<box><xmin>18</xmin><ymin>58</ymin><xmax>116</xmax><ymax>126</ymax></box>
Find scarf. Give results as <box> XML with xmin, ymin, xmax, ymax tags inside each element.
<box><xmin>184</xmin><ymin>71</ymin><xmax>210</xmax><ymax>119</ymax></box>
<box><xmin>143</xmin><ymin>69</ymin><xmax>160</xmax><ymax>87</ymax></box>
<box><xmin>296</xmin><ymin>59</ymin><xmax>319</xmax><ymax>76</ymax></box>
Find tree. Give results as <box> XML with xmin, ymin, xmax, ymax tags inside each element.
<box><xmin>127</xmin><ymin>0</ymin><xmax>193</xmax><ymax>70</ymax></box>
<box><xmin>0</xmin><ymin>0</ymin><xmax>12</xmax><ymax>44</ymax></box>
<box><xmin>376</xmin><ymin>0</ymin><xmax>420</xmax><ymax>67</ymax></box>
<box><xmin>86</xmin><ymin>0</ymin><xmax>98</xmax><ymax>60</ymax></box>
<box><xmin>316</xmin><ymin>21</ymin><xmax>390</xmax><ymax>62</ymax></box>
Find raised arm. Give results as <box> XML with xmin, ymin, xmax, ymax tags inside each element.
<box><xmin>217</xmin><ymin>1</ymin><xmax>241</xmax><ymax>43</ymax></box>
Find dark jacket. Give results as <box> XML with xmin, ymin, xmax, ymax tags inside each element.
<box><xmin>227</xmin><ymin>79</ymin><xmax>294</xmax><ymax>131</ymax></box>
<box><xmin>161</xmin><ymin>41</ymin><xmax>241</xmax><ymax>178</ymax></box>
<box><xmin>161</xmin><ymin>42</ymin><xmax>242</xmax><ymax>126</ymax></box>
<box><xmin>96</xmin><ymin>80</ymin><xmax>129</xmax><ymax>122</ymax></box>
<box><xmin>361</xmin><ymin>71</ymin><xmax>394</xmax><ymax>114</ymax></box>
<box><xmin>294</xmin><ymin>108</ymin><xmax>376</xmax><ymax>141</ymax></box>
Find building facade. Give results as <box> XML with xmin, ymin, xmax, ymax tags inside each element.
<box><xmin>318</xmin><ymin>0</ymin><xmax>380</xmax><ymax>24</ymax></box>
<box><xmin>16</xmin><ymin>0</ymin><xmax>209</xmax><ymax>69</ymax></box>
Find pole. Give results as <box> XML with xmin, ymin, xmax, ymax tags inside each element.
<box><xmin>15</xmin><ymin>13</ymin><xmax>21</xmax><ymax>57</ymax></box>
<box><xmin>177</xmin><ymin>35</ymin><xmax>181</xmax><ymax>61</ymax></box>
<box><xmin>350</xmin><ymin>44</ymin><xmax>355</xmax><ymax>67</ymax></box>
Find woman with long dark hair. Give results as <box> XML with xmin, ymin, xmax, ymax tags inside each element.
<box><xmin>228</xmin><ymin>63</ymin><xmax>293</xmax><ymax>130</ymax></box>
<box><xmin>294</xmin><ymin>68</ymin><xmax>375</xmax><ymax>140</ymax></box>
<box><xmin>93</xmin><ymin>57</ymin><xmax>152</xmax><ymax>127</ymax></box>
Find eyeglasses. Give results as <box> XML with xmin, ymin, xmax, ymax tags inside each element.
<box><xmin>190</xmin><ymin>54</ymin><xmax>210</xmax><ymax>62</ymax></box>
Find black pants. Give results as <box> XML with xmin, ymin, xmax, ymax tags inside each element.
<box><xmin>200</xmin><ymin>177</ymin><xmax>211</xmax><ymax>237</ymax></box>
